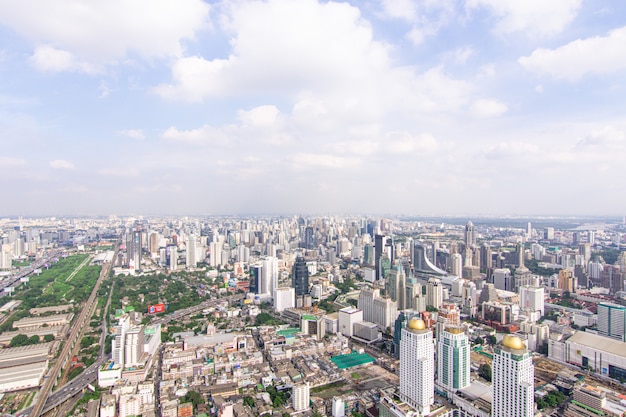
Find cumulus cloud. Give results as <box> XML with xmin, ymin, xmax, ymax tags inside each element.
<box><xmin>380</xmin><ymin>0</ymin><xmax>456</xmax><ymax>45</ymax></box>
<box><xmin>118</xmin><ymin>129</ymin><xmax>145</xmax><ymax>140</ymax></box>
<box><xmin>467</xmin><ymin>0</ymin><xmax>580</xmax><ymax>36</ymax></box>
<box><xmin>49</xmin><ymin>159</ymin><xmax>75</xmax><ymax>170</ymax></box>
<box><xmin>30</xmin><ymin>45</ymin><xmax>98</xmax><ymax>73</ymax></box>
<box><xmin>238</xmin><ymin>105</ymin><xmax>280</xmax><ymax>127</ymax></box>
<box><xmin>470</xmin><ymin>99</ymin><xmax>508</xmax><ymax>118</ymax></box>
<box><xmin>576</xmin><ymin>126</ymin><xmax>625</xmax><ymax>148</ymax></box>
<box><xmin>0</xmin><ymin>0</ymin><xmax>210</xmax><ymax>70</ymax></box>
<box><xmin>519</xmin><ymin>27</ymin><xmax>626</xmax><ymax>81</ymax></box>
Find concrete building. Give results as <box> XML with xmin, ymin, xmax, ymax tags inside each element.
<box><xmin>437</xmin><ymin>326</ymin><xmax>470</xmax><ymax>395</ymax></box>
<box><xmin>293</xmin><ymin>383</ymin><xmax>310</xmax><ymax>412</ymax></box>
<box><xmin>597</xmin><ymin>302</ymin><xmax>626</xmax><ymax>342</ymax></box>
<box><xmin>338</xmin><ymin>307</ymin><xmax>362</xmax><ymax>338</ymax></box>
<box><xmin>399</xmin><ymin>318</ymin><xmax>434</xmax><ymax>415</ymax></box>
<box><xmin>274</xmin><ymin>287</ymin><xmax>295</xmax><ymax>313</ymax></box>
<box><xmin>358</xmin><ymin>287</ymin><xmax>397</xmax><ymax>331</ymax></box>
<box><xmin>492</xmin><ymin>335</ymin><xmax>534</xmax><ymax>417</ymax></box>
<box><xmin>492</xmin><ymin>269</ymin><xmax>513</xmax><ymax>292</ymax></box>
<box><xmin>426</xmin><ymin>278</ymin><xmax>443</xmax><ymax>309</ymax></box>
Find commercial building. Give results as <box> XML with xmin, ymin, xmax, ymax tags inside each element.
<box><xmin>358</xmin><ymin>287</ymin><xmax>397</xmax><ymax>330</ymax></box>
<box><xmin>292</xmin><ymin>256</ymin><xmax>310</xmax><ymax>296</ymax></box>
<box><xmin>437</xmin><ymin>326</ymin><xmax>470</xmax><ymax>395</ymax></box>
<box><xmin>338</xmin><ymin>307</ymin><xmax>362</xmax><ymax>338</ymax></box>
<box><xmin>597</xmin><ymin>302</ymin><xmax>626</xmax><ymax>342</ymax></box>
<box><xmin>492</xmin><ymin>335</ymin><xmax>534</xmax><ymax>417</ymax></box>
<box><xmin>274</xmin><ymin>287</ymin><xmax>295</xmax><ymax>312</ymax></box>
<box><xmin>399</xmin><ymin>318</ymin><xmax>434</xmax><ymax>415</ymax></box>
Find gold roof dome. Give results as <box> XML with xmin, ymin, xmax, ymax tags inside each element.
<box><xmin>408</xmin><ymin>318</ymin><xmax>426</xmax><ymax>330</ymax></box>
<box><xmin>502</xmin><ymin>334</ymin><xmax>526</xmax><ymax>350</ymax></box>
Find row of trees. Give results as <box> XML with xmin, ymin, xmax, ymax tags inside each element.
<box><xmin>10</xmin><ymin>333</ymin><xmax>54</xmax><ymax>347</ymax></box>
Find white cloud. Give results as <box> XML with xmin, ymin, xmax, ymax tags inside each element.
<box><xmin>50</xmin><ymin>159</ymin><xmax>75</xmax><ymax>170</ymax></box>
<box><xmin>519</xmin><ymin>27</ymin><xmax>626</xmax><ymax>81</ymax></box>
<box><xmin>380</xmin><ymin>0</ymin><xmax>456</xmax><ymax>45</ymax></box>
<box><xmin>0</xmin><ymin>157</ymin><xmax>26</xmax><ymax>167</ymax></box>
<box><xmin>238</xmin><ymin>105</ymin><xmax>280</xmax><ymax>127</ymax></box>
<box><xmin>576</xmin><ymin>126</ymin><xmax>625</xmax><ymax>148</ymax></box>
<box><xmin>162</xmin><ymin>125</ymin><xmax>229</xmax><ymax>145</ymax></box>
<box><xmin>470</xmin><ymin>99</ymin><xmax>508</xmax><ymax>118</ymax></box>
<box><xmin>380</xmin><ymin>0</ymin><xmax>418</xmax><ymax>21</ymax></box>
<box><xmin>386</xmin><ymin>132</ymin><xmax>439</xmax><ymax>153</ymax></box>
<box><xmin>118</xmin><ymin>129</ymin><xmax>145</xmax><ymax>140</ymax></box>
<box><xmin>0</xmin><ymin>0</ymin><xmax>210</xmax><ymax>70</ymax></box>
<box><xmin>30</xmin><ymin>45</ymin><xmax>98</xmax><ymax>73</ymax></box>
<box><xmin>467</xmin><ymin>0</ymin><xmax>581</xmax><ymax>36</ymax></box>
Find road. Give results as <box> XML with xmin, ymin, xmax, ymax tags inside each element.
<box><xmin>0</xmin><ymin>249</ymin><xmax>64</xmax><ymax>294</ymax></box>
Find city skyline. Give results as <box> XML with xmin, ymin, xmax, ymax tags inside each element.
<box><xmin>1</xmin><ymin>1</ymin><xmax>626</xmax><ymax>216</ymax></box>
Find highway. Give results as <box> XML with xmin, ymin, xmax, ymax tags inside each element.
<box><xmin>0</xmin><ymin>249</ymin><xmax>64</xmax><ymax>294</ymax></box>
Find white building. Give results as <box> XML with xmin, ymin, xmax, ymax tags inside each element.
<box><xmin>358</xmin><ymin>287</ymin><xmax>397</xmax><ymax>330</ymax></box>
<box><xmin>273</xmin><ymin>287</ymin><xmax>295</xmax><ymax>312</ymax></box>
<box><xmin>338</xmin><ymin>307</ymin><xmax>362</xmax><ymax>337</ymax></box>
<box><xmin>124</xmin><ymin>326</ymin><xmax>145</xmax><ymax>367</ymax></box>
<box><xmin>293</xmin><ymin>383</ymin><xmax>310</xmax><ymax>412</ymax></box>
<box><xmin>262</xmin><ymin>257</ymin><xmax>278</xmax><ymax>296</ymax></box>
<box><xmin>492</xmin><ymin>335</ymin><xmax>534</xmax><ymax>417</ymax></box>
<box><xmin>437</xmin><ymin>326</ymin><xmax>470</xmax><ymax>394</ymax></box>
<box><xmin>426</xmin><ymin>278</ymin><xmax>443</xmax><ymax>309</ymax></box>
<box><xmin>518</xmin><ymin>286</ymin><xmax>544</xmax><ymax>318</ymax></box>
<box><xmin>492</xmin><ymin>269</ymin><xmax>513</xmax><ymax>292</ymax></box>
<box><xmin>399</xmin><ymin>318</ymin><xmax>434</xmax><ymax>415</ymax></box>
<box><xmin>119</xmin><ymin>394</ymin><xmax>142</xmax><ymax>417</ymax></box>
<box><xmin>332</xmin><ymin>397</ymin><xmax>345</xmax><ymax>417</ymax></box>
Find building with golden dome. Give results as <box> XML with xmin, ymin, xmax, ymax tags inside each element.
<box><xmin>492</xmin><ymin>335</ymin><xmax>534</xmax><ymax>417</ymax></box>
<box><xmin>399</xmin><ymin>317</ymin><xmax>434</xmax><ymax>414</ymax></box>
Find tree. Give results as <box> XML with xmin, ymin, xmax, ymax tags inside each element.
<box><xmin>28</xmin><ymin>335</ymin><xmax>40</xmax><ymax>345</ymax></box>
<box><xmin>183</xmin><ymin>391</ymin><xmax>204</xmax><ymax>409</ymax></box>
<box><xmin>475</xmin><ymin>337</ymin><xmax>484</xmax><ymax>345</ymax></box>
<box><xmin>478</xmin><ymin>364</ymin><xmax>492</xmax><ymax>382</ymax></box>
<box><xmin>10</xmin><ymin>334</ymin><xmax>29</xmax><ymax>347</ymax></box>
<box><xmin>486</xmin><ymin>335</ymin><xmax>497</xmax><ymax>345</ymax></box>
<box><xmin>243</xmin><ymin>396</ymin><xmax>255</xmax><ymax>407</ymax></box>
<box><xmin>43</xmin><ymin>334</ymin><xmax>55</xmax><ymax>343</ymax></box>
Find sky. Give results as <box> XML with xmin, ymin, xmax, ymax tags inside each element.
<box><xmin>1</xmin><ymin>0</ymin><xmax>625</xmax><ymax>217</ymax></box>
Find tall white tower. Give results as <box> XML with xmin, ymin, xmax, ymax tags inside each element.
<box><xmin>426</xmin><ymin>278</ymin><xmax>443</xmax><ymax>309</ymax></box>
<box><xmin>492</xmin><ymin>335</ymin><xmax>534</xmax><ymax>417</ymax></box>
<box><xmin>437</xmin><ymin>326</ymin><xmax>470</xmax><ymax>394</ymax></box>
<box><xmin>400</xmin><ymin>318</ymin><xmax>434</xmax><ymax>414</ymax></box>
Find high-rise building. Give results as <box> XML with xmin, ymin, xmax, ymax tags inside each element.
<box><xmin>451</xmin><ymin>253</ymin><xmax>463</xmax><ymax>277</ymax></box>
<box><xmin>262</xmin><ymin>257</ymin><xmax>278</xmax><ymax>296</ymax></box>
<box><xmin>519</xmin><ymin>286</ymin><xmax>544</xmax><ymax>317</ymax></box>
<box><xmin>338</xmin><ymin>307</ymin><xmax>362</xmax><ymax>337</ymax></box>
<box><xmin>437</xmin><ymin>326</ymin><xmax>470</xmax><ymax>394</ymax></box>
<box><xmin>129</xmin><ymin>229</ymin><xmax>142</xmax><ymax>271</ymax></box>
<box><xmin>249</xmin><ymin>265</ymin><xmax>262</xmax><ymax>294</ymax></box>
<box><xmin>399</xmin><ymin>318</ymin><xmax>434</xmax><ymax>414</ymax></box>
<box><xmin>293</xmin><ymin>383</ymin><xmax>310</xmax><ymax>412</ymax></box>
<box><xmin>465</xmin><ymin>220</ymin><xmax>476</xmax><ymax>247</ymax></box>
<box><xmin>492</xmin><ymin>335</ymin><xmax>534</xmax><ymax>417</ymax></box>
<box><xmin>292</xmin><ymin>256</ymin><xmax>310</xmax><ymax>296</ymax></box>
<box><xmin>426</xmin><ymin>278</ymin><xmax>443</xmax><ymax>309</ymax></box>
<box><xmin>274</xmin><ymin>287</ymin><xmax>295</xmax><ymax>312</ymax></box>
<box><xmin>375</xmin><ymin>234</ymin><xmax>393</xmax><ymax>280</ymax></box>
<box><xmin>358</xmin><ymin>287</ymin><xmax>397</xmax><ymax>330</ymax></box>
<box><xmin>492</xmin><ymin>268</ymin><xmax>514</xmax><ymax>292</ymax></box>
<box><xmin>597</xmin><ymin>302</ymin><xmax>626</xmax><ymax>342</ymax></box>
<box><xmin>124</xmin><ymin>326</ymin><xmax>145</xmax><ymax>367</ymax></box>
<box><xmin>386</xmin><ymin>263</ymin><xmax>407</xmax><ymax>310</ymax></box>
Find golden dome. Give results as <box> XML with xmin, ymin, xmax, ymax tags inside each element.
<box><xmin>502</xmin><ymin>334</ymin><xmax>526</xmax><ymax>350</ymax></box>
<box><xmin>445</xmin><ymin>326</ymin><xmax>464</xmax><ymax>335</ymax></box>
<box><xmin>408</xmin><ymin>318</ymin><xmax>426</xmax><ymax>330</ymax></box>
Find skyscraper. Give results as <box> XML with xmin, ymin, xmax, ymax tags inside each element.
<box><xmin>492</xmin><ymin>335</ymin><xmax>534</xmax><ymax>417</ymax></box>
<box><xmin>426</xmin><ymin>278</ymin><xmax>443</xmax><ymax>309</ymax></box>
<box><xmin>437</xmin><ymin>326</ymin><xmax>470</xmax><ymax>394</ymax></box>
<box><xmin>386</xmin><ymin>263</ymin><xmax>407</xmax><ymax>310</ymax></box>
<box><xmin>400</xmin><ymin>318</ymin><xmax>434</xmax><ymax>414</ymax></box>
<box><xmin>597</xmin><ymin>302</ymin><xmax>626</xmax><ymax>342</ymax></box>
<box><xmin>292</xmin><ymin>256</ymin><xmax>310</xmax><ymax>296</ymax></box>
<box><xmin>465</xmin><ymin>220</ymin><xmax>476</xmax><ymax>247</ymax></box>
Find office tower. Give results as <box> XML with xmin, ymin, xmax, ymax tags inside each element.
<box><xmin>186</xmin><ymin>236</ymin><xmax>198</xmax><ymax>268</ymax></box>
<box><xmin>597</xmin><ymin>302</ymin><xmax>626</xmax><ymax>342</ymax></box>
<box><xmin>262</xmin><ymin>257</ymin><xmax>278</xmax><ymax>295</ymax></box>
<box><xmin>465</xmin><ymin>220</ymin><xmax>476</xmax><ymax>247</ymax></box>
<box><xmin>338</xmin><ymin>307</ymin><xmax>362</xmax><ymax>337</ymax></box>
<box><xmin>557</xmin><ymin>269</ymin><xmax>575</xmax><ymax>293</ymax></box>
<box><xmin>375</xmin><ymin>234</ymin><xmax>394</xmax><ymax>280</ymax></box>
<box><xmin>274</xmin><ymin>287</ymin><xmax>295</xmax><ymax>312</ymax></box>
<box><xmin>519</xmin><ymin>286</ymin><xmax>544</xmax><ymax>317</ymax></box>
<box><xmin>112</xmin><ymin>315</ymin><xmax>131</xmax><ymax>367</ymax></box>
<box><xmin>526</xmin><ymin>222</ymin><xmax>532</xmax><ymax>239</ymax></box>
<box><xmin>129</xmin><ymin>229</ymin><xmax>142</xmax><ymax>270</ymax></box>
<box><xmin>209</xmin><ymin>241</ymin><xmax>220</xmax><ymax>267</ymax></box>
<box><xmin>451</xmin><ymin>253</ymin><xmax>462</xmax><ymax>277</ymax></box>
<box><xmin>386</xmin><ymin>263</ymin><xmax>407</xmax><ymax>310</ymax></box>
<box><xmin>492</xmin><ymin>335</ymin><xmax>534</xmax><ymax>417</ymax></box>
<box><xmin>292</xmin><ymin>256</ymin><xmax>309</xmax><ymax>296</ymax></box>
<box><xmin>124</xmin><ymin>326</ymin><xmax>145</xmax><ymax>367</ymax></box>
<box><xmin>149</xmin><ymin>232</ymin><xmax>160</xmax><ymax>255</ymax></box>
<box><xmin>363</xmin><ymin>244</ymin><xmax>374</xmax><ymax>266</ymax></box>
<box><xmin>293</xmin><ymin>383</ymin><xmax>310</xmax><ymax>412</ymax></box>
<box><xmin>169</xmin><ymin>246</ymin><xmax>177</xmax><ymax>271</ymax></box>
<box><xmin>544</xmin><ymin>227</ymin><xmax>554</xmax><ymax>240</ymax></box>
<box><xmin>400</xmin><ymin>318</ymin><xmax>434</xmax><ymax>414</ymax></box>
<box><xmin>426</xmin><ymin>277</ymin><xmax>443</xmax><ymax>309</ymax></box>
<box><xmin>516</xmin><ymin>242</ymin><xmax>525</xmax><ymax>268</ymax></box>
<box><xmin>249</xmin><ymin>265</ymin><xmax>261</xmax><ymax>294</ymax></box>
<box><xmin>437</xmin><ymin>326</ymin><xmax>470</xmax><ymax>393</ymax></box>
<box><xmin>358</xmin><ymin>287</ymin><xmax>397</xmax><ymax>330</ymax></box>
<box><xmin>480</xmin><ymin>243</ymin><xmax>493</xmax><ymax>272</ymax></box>
<box><xmin>492</xmin><ymin>268</ymin><xmax>513</xmax><ymax>292</ymax></box>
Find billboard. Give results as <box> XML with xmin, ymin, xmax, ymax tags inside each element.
<box><xmin>148</xmin><ymin>304</ymin><xmax>166</xmax><ymax>314</ymax></box>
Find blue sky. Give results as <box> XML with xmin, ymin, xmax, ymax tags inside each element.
<box><xmin>1</xmin><ymin>0</ymin><xmax>625</xmax><ymax>217</ymax></box>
